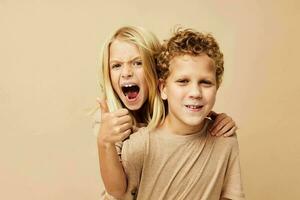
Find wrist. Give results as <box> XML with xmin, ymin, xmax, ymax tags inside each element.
<box><xmin>98</xmin><ymin>137</ymin><xmax>115</xmax><ymax>149</ymax></box>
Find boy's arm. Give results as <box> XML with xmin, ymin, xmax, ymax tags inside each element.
<box><xmin>221</xmin><ymin>136</ymin><xmax>245</xmax><ymax>200</ymax></box>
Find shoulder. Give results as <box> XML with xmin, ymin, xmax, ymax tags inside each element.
<box><xmin>122</xmin><ymin>127</ymin><xmax>149</xmax><ymax>154</ymax></box>
<box><xmin>215</xmin><ymin>132</ymin><xmax>238</xmax><ymax>144</ymax></box>
<box><xmin>122</xmin><ymin>127</ymin><xmax>149</xmax><ymax>148</ymax></box>
<box><xmin>213</xmin><ymin>133</ymin><xmax>240</xmax><ymax>153</ymax></box>
<box><xmin>121</xmin><ymin>127</ymin><xmax>149</xmax><ymax>170</ymax></box>
<box><xmin>129</xmin><ymin>127</ymin><xmax>149</xmax><ymax>139</ymax></box>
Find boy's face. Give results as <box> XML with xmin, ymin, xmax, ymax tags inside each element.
<box><xmin>160</xmin><ymin>54</ymin><xmax>217</xmax><ymax>133</ymax></box>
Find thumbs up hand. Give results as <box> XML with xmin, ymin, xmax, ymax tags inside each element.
<box><xmin>96</xmin><ymin>97</ymin><xmax>133</xmax><ymax>147</ymax></box>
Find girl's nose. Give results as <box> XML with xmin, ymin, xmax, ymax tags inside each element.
<box><xmin>121</xmin><ymin>63</ymin><xmax>133</xmax><ymax>78</ymax></box>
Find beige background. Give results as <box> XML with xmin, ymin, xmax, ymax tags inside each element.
<box><xmin>1</xmin><ymin>0</ymin><xmax>299</xmax><ymax>199</ymax></box>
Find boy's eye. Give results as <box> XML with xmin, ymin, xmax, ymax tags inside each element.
<box><xmin>176</xmin><ymin>79</ymin><xmax>189</xmax><ymax>84</ymax></box>
<box><xmin>200</xmin><ymin>80</ymin><xmax>213</xmax><ymax>86</ymax></box>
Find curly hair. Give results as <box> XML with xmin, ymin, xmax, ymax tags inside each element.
<box><xmin>156</xmin><ymin>28</ymin><xmax>224</xmax><ymax>87</ymax></box>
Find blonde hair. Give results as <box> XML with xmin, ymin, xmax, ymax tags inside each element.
<box><xmin>99</xmin><ymin>26</ymin><xmax>165</xmax><ymax>130</ymax></box>
<box><xmin>157</xmin><ymin>28</ymin><xmax>224</xmax><ymax>87</ymax></box>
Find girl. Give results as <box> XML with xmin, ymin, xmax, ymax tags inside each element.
<box><xmin>95</xmin><ymin>26</ymin><xmax>237</xmax><ymax>198</ymax></box>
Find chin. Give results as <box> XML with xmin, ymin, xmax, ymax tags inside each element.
<box><xmin>121</xmin><ymin>97</ymin><xmax>145</xmax><ymax>111</ymax></box>
<box><xmin>184</xmin><ymin>116</ymin><xmax>207</xmax><ymax>127</ymax></box>
<box><xmin>124</xmin><ymin>104</ymin><xmax>142</xmax><ymax>111</ymax></box>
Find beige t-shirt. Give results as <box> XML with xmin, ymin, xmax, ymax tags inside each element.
<box><xmin>121</xmin><ymin>121</ymin><xmax>245</xmax><ymax>200</ymax></box>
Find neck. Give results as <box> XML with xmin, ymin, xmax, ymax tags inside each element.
<box><xmin>131</xmin><ymin>103</ymin><xmax>147</xmax><ymax>125</ymax></box>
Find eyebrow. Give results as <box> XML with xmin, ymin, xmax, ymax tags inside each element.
<box><xmin>110</xmin><ymin>56</ymin><xmax>142</xmax><ymax>64</ymax></box>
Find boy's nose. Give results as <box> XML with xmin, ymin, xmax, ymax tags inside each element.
<box><xmin>189</xmin><ymin>85</ymin><xmax>202</xmax><ymax>99</ymax></box>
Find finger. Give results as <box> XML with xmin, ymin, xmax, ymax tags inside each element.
<box><xmin>113</xmin><ymin>108</ymin><xmax>130</xmax><ymax>117</ymax></box>
<box><xmin>115</xmin><ymin>115</ymin><xmax>133</xmax><ymax>126</ymax></box>
<box><xmin>119</xmin><ymin>129</ymin><xmax>132</xmax><ymax>141</ymax></box>
<box><xmin>111</xmin><ymin>122</ymin><xmax>132</xmax><ymax>136</ymax></box>
<box><xmin>211</xmin><ymin>117</ymin><xmax>234</xmax><ymax>135</ymax></box>
<box><xmin>215</xmin><ymin>121</ymin><xmax>235</xmax><ymax>136</ymax></box>
<box><xmin>224</xmin><ymin>126</ymin><xmax>238</xmax><ymax>137</ymax></box>
<box><xmin>97</xmin><ymin>97</ymin><xmax>109</xmax><ymax>114</ymax></box>
<box><xmin>112</xmin><ymin>129</ymin><xmax>132</xmax><ymax>142</ymax></box>
<box><xmin>132</xmin><ymin>125</ymin><xmax>139</xmax><ymax>132</ymax></box>
<box><xmin>208</xmin><ymin>110</ymin><xmax>218</xmax><ymax>120</ymax></box>
<box><xmin>210</xmin><ymin>115</ymin><xmax>231</xmax><ymax>135</ymax></box>
<box><xmin>117</xmin><ymin>122</ymin><xmax>133</xmax><ymax>134</ymax></box>
<box><xmin>209</xmin><ymin>113</ymin><xmax>228</xmax><ymax>132</ymax></box>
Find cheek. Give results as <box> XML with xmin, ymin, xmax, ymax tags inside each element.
<box><xmin>137</xmin><ymin>68</ymin><xmax>146</xmax><ymax>80</ymax></box>
<box><xmin>143</xmin><ymin>82</ymin><xmax>150</xmax><ymax>98</ymax></box>
<box><xmin>138</xmin><ymin>69</ymin><xmax>148</xmax><ymax>89</ymax></box>
<box><xmin>205</xmin><ymin>89</ymin><xmax>217</xmax><ymax>104</ymax></box>
<box><xmin>109</xmin><ymin>71</ymin><xmax>120</xmax><ymax>91</ymax></box>
<box><xmin>166</xmin><ymin>85</ymin><xmax>182</xmax><ymax>99</ymax></box>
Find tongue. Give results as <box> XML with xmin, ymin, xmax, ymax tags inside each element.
<box><xmin>127</xmin><ymin>91</ymin><xmax>138</xmax><ymax>99</ymax></box>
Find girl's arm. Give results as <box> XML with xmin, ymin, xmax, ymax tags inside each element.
<box><xmin>208</xmin><ymin>111</ymin><xmax>238</xmax><ymax>137</ymax></box>
<box><xmin>97</xmin><ymin>98</ymin><xmax>132</xmax><ymax>198</ymax></box>
<box><xmin>98</xmin><ymin>141</ymin><xmax>127</xmax><ymax>198</ymax></box>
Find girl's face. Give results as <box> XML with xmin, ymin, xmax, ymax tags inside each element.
<box><xmin>160</xmin><ymin>54</ymin><xmax>217</xmax><ymax>134</ymax></box>
<box><xmin>109</xmin><ymin>39</ymin><xmax>149</xmax><ymax>111</ymax></box>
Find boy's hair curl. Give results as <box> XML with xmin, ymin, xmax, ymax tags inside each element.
<box><xmin>156</xmin><ymin>28</ymin><xmax>224</xmax><ymax>87</ymax></box>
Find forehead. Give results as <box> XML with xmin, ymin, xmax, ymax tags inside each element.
<box><xmin>169</xmin><ymin>54</ymin><xmax>215</xmax><ymax>74</ymax></box>
<box><xmin>109</xmin><ymin>39</ymin><xmax>141</xmax><ymax>61</ymax></box>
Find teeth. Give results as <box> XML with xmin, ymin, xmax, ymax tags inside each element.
<box><xmin>121</xmin><ymin>84</ymin><xmax>140</xmax><ymax>97</ymax></box>
<box><xmin>122</xmin><ymin>83</ymin><xmax>137</xmax><ymax>88</ymax></box>
<box><xmin>186</xmin><ymin>105</ymin><xmax>201</xmax><ymax>109</ymax></box>
<box><xmin>123</xmin><ymin>84</ymin><xmax>135</xmax><ymax>87</ymax></box>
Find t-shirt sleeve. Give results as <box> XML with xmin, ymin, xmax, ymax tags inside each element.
<box><xmin>121</xmin><ymin>128</ymin><xmax>148</xmax><ymax>196</ymax></box>
<box><xmin>221</xmin><ymin>136</ymin><xmax>246</xmax><ymax>200</ymax></box>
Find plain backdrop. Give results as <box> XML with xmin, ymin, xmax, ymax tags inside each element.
<box><xmin>1</xmin><ymin>0</ymin><xmax>299</xmax><ymax>199</ymax></box>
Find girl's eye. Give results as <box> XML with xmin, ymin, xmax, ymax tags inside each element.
<box><xmin>133</xmin><ymin>60</ymin><xmax>143</xmax><ymax>67</ymax></box>
<box><xmin>111</xmin><ymin>63</ymin><xmax>121</xmax><ymax>69</ymax></box>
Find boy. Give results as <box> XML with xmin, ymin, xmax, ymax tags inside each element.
<box><xmin>101</xmin><ymin>28</ymin><xmax>245</xmax><ymax>200</ymax></box>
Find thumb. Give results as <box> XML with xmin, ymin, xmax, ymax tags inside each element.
<box><xmin>96</xmin><ymin>97</ymin><xmax>109</xmax><ymax>114</ymax></box>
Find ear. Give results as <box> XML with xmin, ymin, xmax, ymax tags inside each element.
<box><xmin>158</xmin><ymin>78</ymin><xmax>168</xmax><ymax>100</ymax></box>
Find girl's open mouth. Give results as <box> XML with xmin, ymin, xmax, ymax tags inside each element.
<box><xmin>121</xmin><ymin>84</ymin><xmax>140</xmax><ymax>100</ymax></box>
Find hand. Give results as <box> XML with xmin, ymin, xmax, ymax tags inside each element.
<box><xmin>96</xmin><ymin>98</ymin><xmax>133</xmax><ymax>147</ymax></box>
<box><xmin>208</xmin><ymin>113</ymin><xmax>238</xmax><ymax>137</ymax></box>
